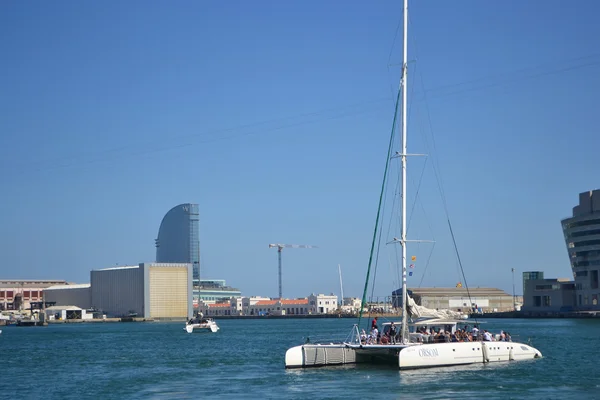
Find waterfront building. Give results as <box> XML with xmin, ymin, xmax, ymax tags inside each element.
<box><xmin>44</xmin><ymin>305</ymin><xmax>93</xmax><ymax>321</ymax></box>
<box><xmin>44</xmin><ymin>284</ymin><xmax>91</xmax><ymax>309</ymax></box>
<box><xmin>155</xmin><ymin>203</ymin><xmax>200</xmax><ymax>282</ymax></box>
<box><xmin>309</xmin><ymin>293</ymin><xmax>338</xmax><ymax>314</ymax></box>
<box><xmin>193</xmin><ymin>279</ymin><xmax>241</xmax><ymax>305</ymax></box>
<box><xmin>561</xmin><ymin>189</ymin><xmax>600</xmax><ymax>309</ymax></box>
<box><xmin>0</xmin><ymin>279</ymin><xmax>67</xmax><ymax>311</ymax></box>
<box><xmin>522</xmin><ymin>271</ymin><xmax>544</xmax><ymax>300</ymax></box>
<box><xmin>198</xmin><ymin>294</ymin><xmax>338</xmax><ymax>317</ymax></box>
<box><xmin>521</xmin><ymin>278</ymin><xmax>576</xmax><ymax>313</ymax></box>
<box><xmin>91</xmin><ymin>263</ymin><xmax>193</xmax><ymax>319</ymax></box>
<box><xmin>399</xmin><ymin>287</ymin><xmax>515</xmax><ymax>313</ymax></box>
<box><xmin>341</xmin><ymin>297</ymin><xmax>362</xmax><ymax>314</ymax></box>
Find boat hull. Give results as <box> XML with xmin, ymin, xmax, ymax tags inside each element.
<box><xmin>184</xmin><ymin>322</ymin><xmax>219</xmax><ymax>333</ymax></box>
<box><xmin>285</xmin><ymin>344</ymin><xmax>358</xmax><ymax>368</ymax></box>
<box><xmin>398</xmin><ymin>341</ymin><xmax>542</xmax><ymax>369</ymax></box>
<box><xmin>284</xmin><ymin>341</ymin><xmax>542</xmax><ymax>369</ymax></box>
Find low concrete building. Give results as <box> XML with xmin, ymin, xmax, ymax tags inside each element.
<box><xmin>0</xmin><ymin>280</ymin><xmax>67</xmax><ymax>311</ymax></box>
<box><xmin>44</xmin><ymin>284</ymin><xmax>91</xmax><ymax>310</ymax></box>
<box><xmin>194</xmin><ymin>280</ymin><xmax>241</xmax><ymax>304</ymax></box>
<box><xmin>522</xmin><ymin>278</ymin><xmax>576</xmax><ymax>313</ymax></box>
<box><xmin>91</xmin><ymin>262</ymin><xmax>192</xmax><ymax>320</ymax></box>
<box><xmin>400</xmin><ymin>287</ymin><xmax>515</xmax><ymax>313</ymax></box>
<box><xmin>309</xmin><ymin>293</ymin><xmax>338</xmax><ymax>314</ymax></box>
<box><xmin>45</xmin><ymin>305</ymin><xmax>93</xmax><ymax>321</ymax></box>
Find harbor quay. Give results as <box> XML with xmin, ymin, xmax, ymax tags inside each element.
<box><xmin>473</xmin><ymin>310</ymin><xmax>600</xmax><ymax>319</ymax></box>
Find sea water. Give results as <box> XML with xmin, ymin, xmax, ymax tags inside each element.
<box><xmin>1</xmin><ymin>317</ymin><xmax>599</xmax><ymax>399</ymax></box>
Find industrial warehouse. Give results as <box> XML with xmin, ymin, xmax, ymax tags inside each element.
<box><xmin>44</xmin><ymin>262</ymin><xmax>194</xmax><ymax>320</ymax></box>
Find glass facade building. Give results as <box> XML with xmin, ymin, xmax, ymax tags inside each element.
<box><xmin>561</xmin><ymin>189</ymin><xmax>600</xmax><ymax>309</ymax></box>
<box><xmin>155</xmin><ymin>203</ymin><xmax>200</xmax><ymax>281</ymax></box>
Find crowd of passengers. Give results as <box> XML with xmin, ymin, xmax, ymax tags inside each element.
<box><xmin>360</xmin><ymin>323</ymin><xmax>512</xmax><ymax>345</ymax></box>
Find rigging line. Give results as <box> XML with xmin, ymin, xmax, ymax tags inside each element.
<box><xmin>394</xmin><ymin>232</ymin><xmax>402</xmax><ymax>298</ymax></box>
<box><xmin>416</xmin><ymin>59</ymin><xmax>449</xmax><ymax>215</ymax></box>
<box><xmin>405</xmin><ymin>17</ymin><xmax>600</xmax><ymax>98</ymax></box>
<box><xmin>391</xmin><ymin>64</ymin><xmax>418</xmax><ymax>238</ymax></box>
<box><xmin>369</xmin><ymin>145</ymin><xmax>395</xmax><ymax>307</ymax></box>
<box><xmin>406</xmin><ymin>155</ymin><xmax>428</xmax><ymax>232</ymax></box>
<box><xmin>404</xmin><ymin>25</ymin><xmax>449</xmax><ymax>215</ymax></box>
<box><xmin>388</xmin><ymin>158</ymin><xmax>403</xmax><ymax>292</ymax></box>
<box><xmin>423</xmin><ymin>52</ymin><xmax>600</xmax><ymax>94</ymax></box>
<box><xmin>359</xmin><ymin>88</ymin><xmax>401</xmax><ymax>326</ymax></box>
<box><xmin>371</xmin><ymin>132</ymin><xmax>400</xmax><ymax>302</ymax></box>
<box><xmin>387</xmin><ymin>7</ymin><xmax>403</xmax><ymax>67</ymax></box>
<box><xmin>413</xmin><ymin>107</ymin><xmax>436</xmax><ymax>242</ymax></box>
<box><xmin>409</xmin><ymin>17</ymin><xmax>475</xmax><ymax>317</ymax></box>
<box><xmin>372</xmin><ymin>125</ymin><xmax>400</xmax><ymax>304</ymax></box>
<box><xmin>386</xmin><ymin>7</ymin><xmax>403</xmax><ymax>99</ymax></box>
<box><xmin>447</xmin><ymin>218</ymin><xmax>478</xmax><ymax>327</ymax></box>
<box><xmin>412</xmin><ymin>37</ymin><xmax>473</xmax><ymax>315</ymax></box>
<box><xmin>384</xmin><ymin>159</ymin><xmax>400</xmax><ymax>245</ymax></box>
<box><xmin>417</xmin><ymin>241</ymin><xmax>436</xmax><ymax>288</ymax></box>
<box><xmin>386</xmin><ymin>251</ymin><xmax>397</xmax><ymax>295</ymax></box>
<box><xmin>6</xmin><ymin>104</ymin><xmax>386</xmax><ymax>179</ymax></box>
<box><xmin>7</xmin><ymin>96</ymin><xmax>393</xmax><ymax>173</ymax></box>
<box><xmin>417</xmin><ymin>59</ymin><xmax>600</xmax><ymax>102</ymax></box>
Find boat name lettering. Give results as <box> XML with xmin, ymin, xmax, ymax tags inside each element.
<box><xmin>418</xmin><ymin>348</ymin><xmax>439</xmax><ymax>357</ymax></box>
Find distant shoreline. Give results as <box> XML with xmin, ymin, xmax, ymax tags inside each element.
<box><xmin>472</xmin><ymin>311</ymin><xmax>600</xmax><ymax>318</ymax></box>
<box><xmin>9</xmin><ymin>311</ymin><xmax>600</xmax><ymax>325</ymax></box>
<box><xmin>35</xmin><ymin>314</ymin><xmax>361</xmax><ymax>324</ymax></box>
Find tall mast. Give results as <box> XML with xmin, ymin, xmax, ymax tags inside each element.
<box><xmin>400</xmin><ymin>0</ymin><xmax>409</xmax><ymax>344</ymax></box>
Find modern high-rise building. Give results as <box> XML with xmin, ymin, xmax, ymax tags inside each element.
<box><xmin>561</xmin><ymin>189</ymin><xmax>600</xmax><ymax>309</ymax></box>
<box><xmin>155</xmin><ymin>203</ymin><xmax>200</xmax><ymax>282</ymax></box>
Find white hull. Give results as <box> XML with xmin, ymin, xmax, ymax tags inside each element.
<box><xmin>398</xmin><ymin>341</ymin><xmax>541</xmax><ymax>369</ymax></box>
<box><xmin>184</xmin><ymin>320</ymin><xmax>219</xmax><ymax>333</ymax></box>
<box><xmin>284</xmin><ymin>340</ymin><xmax>542</xmax><ymax>369</ymax></box>
<box><xmin>285</xmin><ymin>343</ymin><xmax>358</xmax><ymax>368</ymax></box>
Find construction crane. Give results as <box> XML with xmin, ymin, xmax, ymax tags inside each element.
<box><xmin>268</xmin><ymin>243</ymin><xmax>318</xmax><ymax>299</ymax></box>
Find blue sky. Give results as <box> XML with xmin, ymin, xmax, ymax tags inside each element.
<box><xmin>1</xmin><ymin>0</ymin><xmax>599</xmax><ymax>300</ymax></box>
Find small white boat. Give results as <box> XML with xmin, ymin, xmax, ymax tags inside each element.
<box><xmin>184</xmin><ymin>317</ymin><xmax>219</xmax><ymax>333</ymax></box>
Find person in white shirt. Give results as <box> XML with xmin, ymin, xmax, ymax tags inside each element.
<box><xmin>472</xmin><ymin>325</ymin><xmax>479</xmax><ymax>339</ymax></box>
<box><xmin>483</xmin><ymin>330</ymin><xmax>493</xmax><ymax>341</ymax></box>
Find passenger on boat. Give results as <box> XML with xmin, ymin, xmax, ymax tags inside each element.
<box><xmin>369</xmin><ymin>327</ymin><xmax>379</xmax><ymax>344</ymax></box>
<box><xmin>483</xmin><ymin>330</ymin><xmax>493</xmax><ymax>341</ymax></box>
<box><xmin>380</xmin><ymin>333</ymin><xmax>389</xmax><ymax>344</ymax></box>
<box><xmin>389</xmin><ymin>322</ymin><xmax>397</xmax><ymax>344</ymax></box>
<box><xmin>360</xmin><ymin>329</ymin><xmax>367</xmax><ymax>344</ymax></box>
<box><xmin>472</xmin><ymin>324</ymin><xmax>479</xmax><ymax>340</ymax></box>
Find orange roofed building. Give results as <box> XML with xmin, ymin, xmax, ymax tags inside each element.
<box><xmin>198</xmin><ymin>293</ymin><xmax>338</xmax><ymax>317</ymax></box>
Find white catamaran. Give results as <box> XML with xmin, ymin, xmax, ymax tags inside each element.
<box><xmin>184</xmin><ymin>312</ymin><xmax>220</xmax><ymax>334</ymax></box>
<box><xmin>285</xmin><ymin>0</ymin><xmax>542</xmax><ymax>369</ymax></box>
